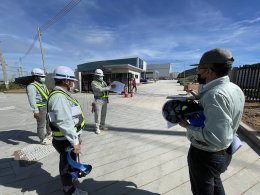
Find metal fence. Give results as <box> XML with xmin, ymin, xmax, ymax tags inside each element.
<box><xmin>233</xmin><ymin>64</ymin><xmax>260</xmax><ymax>101</ymax></box>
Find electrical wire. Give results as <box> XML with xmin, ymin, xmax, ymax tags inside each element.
<box><xmin>19</xmin><ymin>0</ymin><xmax>81</xmax><ymax>61</ymax></box>
<box><xmin>21</xmin><ymin>34</ymin><xmax>38</xmax><ymax>60</ymax></box>
<box><xmin>40</xmin><ymin>0</ymin><xmax>81</xmax><ymax>32</ymax></box>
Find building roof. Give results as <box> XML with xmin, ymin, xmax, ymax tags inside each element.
<box><xmin>103</xmin><ymin>64</ymin><xmax>144</xmax><ymax>72</ymax></box>
<box><xmin>77</xmin><ymin>57</ymin><xmax>145</xmax><ymax>72</ymax></box>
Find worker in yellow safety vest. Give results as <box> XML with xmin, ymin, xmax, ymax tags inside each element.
<box><xmin>47</xmin><ymin>66</ymin><xmax>88</xmax><ymax>195</ymax></box>
<box><xmin>26</xmin><ymin>68</ymin><xmax>51</xmax><ymax>145</ymax></box>
<box><xmin>91</xmin><ymin>69</ymin><xmax>112</xmax><ymax>134</ymax></box>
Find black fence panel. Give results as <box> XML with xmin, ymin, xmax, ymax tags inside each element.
<box><xmin>234</xmin><ymin>64</ymin><xmax>260</xmax><ymax>101</ymax></box>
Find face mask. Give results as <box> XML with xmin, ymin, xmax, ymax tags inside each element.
<box><xmin>197</xmin><ymin>69</ymin><xmax>208</xmax><ymax>84</ymax></box>
<box><xmin>197</xmin><ymin>74</ymin><xmax>206</xmax><ymax>84</ymax></box>
<box><xmin>98</xmin><ymin>76</ymin><xmax>104</xmax><ymax>81</ymax></box>
<box><xmin>39</xmin><ymin>77</ymin><xmax>46</xmax><ymax>83</ymax></box>
<box><xmin>69</xmin><ymin>82</ymin><xmax>75</xmax><ymax>92</ymax></box>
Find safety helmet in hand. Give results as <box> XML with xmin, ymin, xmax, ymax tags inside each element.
<box><xmin>53</xmin><ymin>66</ymin><xmax>77</xmax><ymax>81</ymax></box>
<box><xmin>94</xmin><ymin>69</ymin><xmax>104</xmax><ymax>76</ymax></box>
<box><xmin>66</xmin><ymin>147</ymin><xmax>92</xmax><ymax>182</ymax></box>
<box><xmin>31</xmin><ymin>68</ymin><xmax>46</xmax><ymax>77</ymax></box>
<box><xmin>162</xmin><ymin>98</ymin><xmax>205</xmax><ymax>127</ymax></box>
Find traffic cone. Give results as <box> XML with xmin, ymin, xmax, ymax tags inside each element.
<box><xmin>124</xmin><ymin>87</ymin><xmax>128</xmax><ymax>98</ymax></box>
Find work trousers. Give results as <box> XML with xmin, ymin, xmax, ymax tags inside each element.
<box><xmin>132</xmin><ymin>85</ymin><xmax>137</xmax><ymax>93</ymax></box>
<box><xmin>37</xmin><ymin>106</ymin><xmax>51</xmax><ymax>141</ymax></box>
<box><xmin>52</xmin><ymin>139</ymin><xmax>76</xmax><ymax>195</ymax></box>
<box><xmin>94</xmin><ymin>98</ymin><xmax>108</xmax><ymax>130</ymax></box>
<box><xmin>188</xmin><ymin>145</ymin><xmax>232</xmax><ymax>195</ymax></box>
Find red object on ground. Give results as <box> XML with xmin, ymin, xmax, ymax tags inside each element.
<box><xmin>124</xmin><ymin>87</ymin><xmax>128</xmax><ymax>98</ymax></box>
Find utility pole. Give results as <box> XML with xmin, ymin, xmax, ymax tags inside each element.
<box><xmin>37</xmin><ymin>26</ymin><xmax>47</xmax><ymax>73</ymax></box>
<box><xmin>184</xmin><ymin>68</ymin><xmax>186</xmax><ymax>85</ymax></box>
<box><xmin>19</xmin><ymin>57</ymin><xmax>23</xmax><ymax>77</ymax></box>
<box><xmin>0</xmin><ymin>48</ymin><xmax>9</xmax><ymax>89</ymax></box>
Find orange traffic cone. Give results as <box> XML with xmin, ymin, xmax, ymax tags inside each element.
<box><xmin>124</xmin><ymin>87</ymin><xmax>128</xmax><ymax>98</ymax></box>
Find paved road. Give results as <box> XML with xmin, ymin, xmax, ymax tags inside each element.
<box><xmin>0</xmin><ymin>80</ymin><xmax>259</xmax><ymax>195</ymax></box>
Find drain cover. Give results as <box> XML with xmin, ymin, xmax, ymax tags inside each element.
<box><xmin>13</xmin><ymin>144</ymin><xmax>55</xmax><ymax>166</ymax></box>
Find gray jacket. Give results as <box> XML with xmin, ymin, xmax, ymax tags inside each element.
<box><xmin>187</xmin><ymin>76</ymin><xmax>245</xmax><ymax>152</ymax></box>
<box><xmin>47</xmin><ymin>86</ymin><xmax>82</xmax><ymax>145</ymax></box>
<box><xmin>91</xmin><ymin>80</ymin><xmax>110</xmax><ymax>97</ymax></box>
<box><xmin>26</xmin><ymin>81</ymin><xmax>49</xmax><ymax>113</ymax></box>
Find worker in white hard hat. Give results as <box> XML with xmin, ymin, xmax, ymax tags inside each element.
<box><xmin>26</xmin><ymin>68</ymin><xmax>52</xmax><ymax>145</ymax></box>
<box><xmin>91</xmin><ymin>69</ymin><xmax>113</xmax><ymax>134</ymax></box>
<box><xmin>47</xmin><ymin>66</ymin><xmax>88</xmax><ymax>195</ymax></box>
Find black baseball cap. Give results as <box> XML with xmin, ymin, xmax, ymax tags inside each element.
<box><xmin>191</xmin><ymin>48</ymin><xmax>234</xmax><ymax>66</ymax></box>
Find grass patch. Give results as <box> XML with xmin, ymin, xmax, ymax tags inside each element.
<box><xmin>0</xmin><ymin>82</ymin><xmax>26</xmax><ymax>92</ymax></box>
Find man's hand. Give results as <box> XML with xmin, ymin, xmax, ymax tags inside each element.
<box><xmin>73</xmin><ymin>144</ymin><xmax>81</xmax><ymax>154</ymax></box>
<box><xmin>179</xmin><ymin>119</ymin><xmax>189</xmax><ymax>128</ymax></box>
<box><xmin>34</xmin><ymin>112</ymin><xmax>40</xmax><ymax>120</ymax></box>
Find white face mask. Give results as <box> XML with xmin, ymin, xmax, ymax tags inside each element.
<box><xmin>98</xmin><ymin>76</ymin><xmax>104</xmax><ymax>81</ymax></box>
<box><xmin>39</xmin><ymin>77</ymin><xmax>46</xmax><ymax>83</ymax></box>
<box><xmin>69</xmin><ymin>82</ymin><xmax>75</xmax><ymax>92</ymax></box>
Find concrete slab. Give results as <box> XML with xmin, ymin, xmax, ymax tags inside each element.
<box><xmin>0</xmin><ymin>80</ymin><xmax>259</xmax><ymax>195</ymax></box>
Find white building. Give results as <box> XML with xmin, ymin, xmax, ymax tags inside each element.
<box><xmin>146</xmin><ymin>63</ymin><xmax>171</xmax><ymax>80</ymax></box>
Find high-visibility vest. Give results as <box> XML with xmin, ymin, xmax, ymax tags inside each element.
<box><xmin>93</xmin><ymin>80</ymin><xmax>109</xmax><ymax>98</ymax></box>
<box><xmin>31</xmin><ymin>82</ymin><xmax>49</xmax><ymax>107</ymax></box>
<box><xmin>48</xmin><ymin>90</ymin><xmax>85</xmax><ymax>137</ymax></box>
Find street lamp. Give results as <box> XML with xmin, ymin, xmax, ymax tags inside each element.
<box><xmin>171</xmin><ymin>60</ymin><xmax>185</xmax><ymax>84</ymax></box>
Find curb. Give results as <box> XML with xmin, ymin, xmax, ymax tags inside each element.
<box><xmin>238</xmin><ymin>122</ymin><xmax>260</xmax><ymax>150</ymax></box>
<box><xmin>3</xmin><ymin>91</ymin><xmax>26</xmax><ymax>94</ymax></box>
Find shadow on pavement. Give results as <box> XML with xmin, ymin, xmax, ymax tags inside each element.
<box><xmin>108</xmin><ymin>126</ymin><xmax>186</xmax><ymax>136</ymax></box>
<box><xmin>0</xmin><ymin>158</ymin><xmax>61</xmax><ymax>195</ymax></box>
<box><xmin>0</xmin><ymin>158</ymin><xmax>159</xmax><ymax>195</ymax></box>
<box><xmin>78</xmin><ymin>178</ymin><xmax>160</xmax><ymax>195</ymax></box>
<box><xmin>237</xmin><ymin>131</ymin><xmax>260</xmax><ymax>156</ymax></box>
<box><xmin>0</xmin><ymin>129</ymin><xmax>38</xmax><ymax>145</ymax></box>
<box><xmin>83</xmin><ymin>124</ymin><xmax>186</xmax><ymax>137</ymax></box>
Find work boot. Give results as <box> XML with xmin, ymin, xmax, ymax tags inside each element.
<box><xmin>95</xmin><ymin>129</ymin><xmax>101</xmax><ymax>134</ymax></box>
<box><xmin>100</xmin><ymin>126</ymin><xmax>108</xmax><ymax>131</ymax></box>
<box><xmin>40</xmin><ymin>138</ymin><xmax>52</xmax><ymax>145</ymax></box>
<box><xmin>45</xmin><ymin>132</ymin><xmax>52</xmax><ymax>139</ymax></box>
<box><xmin>72</xmin><ymin>188</ymin><xmax>88</xmax><ymax>195</ymax></box>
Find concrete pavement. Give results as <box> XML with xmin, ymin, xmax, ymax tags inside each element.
<box><xmin>0</xmin><ymin>80</ymin><xmax>259</xmax><ymax>195</ymax></box>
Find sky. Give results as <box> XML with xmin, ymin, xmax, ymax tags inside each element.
<box><xmin>0</xmin><ymin>0</ymin><xmax>260</xmax><ymax>79</ymax></box>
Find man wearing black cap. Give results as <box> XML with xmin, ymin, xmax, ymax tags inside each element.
<box><xmin>179</xmin><ymin>48</ymin><xmax>245</xmax><ymax>195</ymax></box>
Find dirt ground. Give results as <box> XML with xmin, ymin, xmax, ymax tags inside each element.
<box><xmin>242</xmin><ymin>102</ymin><xmax>260</xmax><ymax>131</ymax></box>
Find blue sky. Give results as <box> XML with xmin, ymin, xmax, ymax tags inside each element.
<box><xmin>0</xmin><ymin>0</ymin><xmax>260</xmax><ymax>79</ymax></box>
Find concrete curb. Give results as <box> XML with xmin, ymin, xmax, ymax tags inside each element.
<box><xmin>3</xmin><ymin>91</ymin><xmax>26</xmax><ymax>94</ymax></box>
<box><xmin>238</xmin><ymin>122</ymin><xmax>260</xmax><ymax>149</ymax></box>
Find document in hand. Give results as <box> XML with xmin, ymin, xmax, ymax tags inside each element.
<box><xmin>109</xmin><ymin>81</ymin><xmax>125</xmax><ymax>94</ymax></box>
<box><xmin>228</xmin><ymin>135</ymin><xmax>242</xmax><ymax>155</ymax></box>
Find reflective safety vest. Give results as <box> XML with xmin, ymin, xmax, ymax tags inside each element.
<box><xmin>48</xmin><ymin>90</ymin><xmax>85</xmax><ymax>137</ymax></box>
<box><xmin>94</xmin><ymin>80</ymin><xmax>109</xmax><ymax>98</ymax></box>
<box><xmin>31</xmin><ymin>82</ymin><xmax>49</xmax><ymax>107</ymax></box>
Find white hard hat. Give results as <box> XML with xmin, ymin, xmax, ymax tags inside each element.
<box><xmin>53</xmin><ymin>66</ymin><xmax>78</xmax><ymax>81</ymax></box>
<box><xmin>94</xmin><ymin>69</ymin><xmax>104</xmax><ymax>76</ymax></box>
<box><xmin>31</xmin><ymin>68</ymin><xmax>46</xmax><ymax>76</ymax></box>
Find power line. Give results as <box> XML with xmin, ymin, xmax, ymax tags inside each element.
<box><xmin>21</xmin><ymin>34</ymin><xmax>38</xmax><ymax>60</ymax></box>
<box><xmin>19</xmin><ymin>0</ymin><xmax>81</xmax><ymax>61</ymax></box>
<box><xmin>40</xmin><ymin>0</ymin><xmax>81</xmax><ymax>32</ymax></box>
